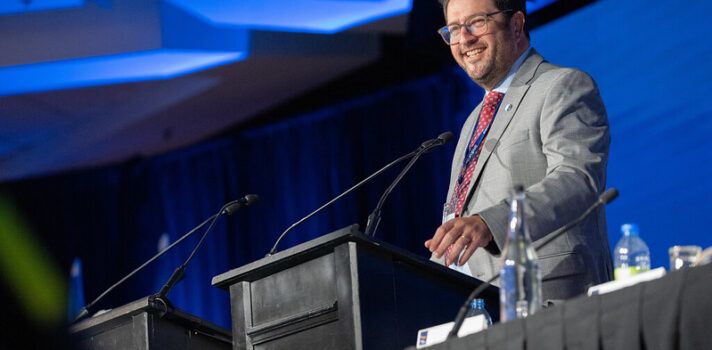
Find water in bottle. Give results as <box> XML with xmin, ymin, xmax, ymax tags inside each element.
<box><xmin>614</xmin><ymin>223</ymin><xmax>650</xmax><ymax>279</ymax></box>
<box><xmin>499</xmin><ymin>185</ymin><xmax>542</xmax><ymax>322</ymax></box>
<box><xmin>465</xmin><ymin>298</ymin><xmax>493</xmax><ymax>326</ymax></box>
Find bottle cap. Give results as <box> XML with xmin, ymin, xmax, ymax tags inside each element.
<box><xmin>621</xmin><ymin>223</ymin><xmax>639</xmax><ymax>236</ymax></box>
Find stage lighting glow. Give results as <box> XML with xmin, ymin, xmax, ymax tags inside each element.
<box><xmin>164</xmin><ymin>0</ymin><xmax>412</xmax><ymax>34</ymax></box>
<box><xmin>0</xmin><ymin>50</ymin><xmax>246</xmax><ymax>97</ymax></box>
<box><xmin>0</xmin><ymin>0</ymin><xmax>84</xmax><ymax>15</ymax></box>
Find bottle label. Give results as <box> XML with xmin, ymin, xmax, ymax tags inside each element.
<box><xmin>614</xmin><ymin>266</ymin><xmax>650</xmax><ymax>280</ymax></box>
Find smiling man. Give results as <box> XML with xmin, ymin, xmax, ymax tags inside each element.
<box><xmin>425</xmin><ymin>0</ymin><xmax>613</xmax><ymax>302</ymax></box>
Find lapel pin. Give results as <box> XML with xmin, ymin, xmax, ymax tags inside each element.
<box><xmin>505</xmin><ymin>104</ymin><xmax>512</xmax><ymax>111</ymax></box>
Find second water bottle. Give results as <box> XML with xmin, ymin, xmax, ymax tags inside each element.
<box><xmin>499</xmin><ymin>185</ymin><xmax>542</xmax><ymax>322</ymax></box>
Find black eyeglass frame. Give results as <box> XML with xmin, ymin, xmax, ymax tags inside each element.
<box><xmin>437</xmin><ymin>9</ymin><xmax>514</xmax><ymax>45</ymax></box>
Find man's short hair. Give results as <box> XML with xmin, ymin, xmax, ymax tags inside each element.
<box><xmin>439</xmin><ymin>0</ymin><xmax>530</xmax><ymax>38</ymax></box>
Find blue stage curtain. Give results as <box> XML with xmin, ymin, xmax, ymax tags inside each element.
<box><xmin>0</xmin><ymin>65</ymin><xmax>484</xmax><ymax>329</ymax></box>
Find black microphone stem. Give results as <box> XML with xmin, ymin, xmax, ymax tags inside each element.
<box><xmin>154</xmin><ymin>204</ymin><xmax>224</xmax><ymax>301</ymax></box>
<box><xmin>447</xmin><ymin>274</ymin><xmax>498</xmax><ymax>338</ymax></box>
<box><xmin>73</xmin><ymin>213</ymin><xmax>218</xmax><ymax>323</ymax></box>
<box><xmin>154</xmin><ymin>195</ymin><xmax>258</xmax><ymax>301</ymax></box>
<box><xmin>73</xmin><ymin>195</ymin><xmax>259</xmax><ymax>323</ymax></box>
<box><xmin>364</xmin><ymin>132</ymin><xmax>453</xmax><ymax>238</ymax></box>
<box><xmin>267</xmin><ymin>151</ymin><xmax>417</xmax><ymax>256</ymax></box>
<box><xmin>446</xmin><ymin>187</ymin><xmax>619</xmax><ymax>339</ymax></box>
<box><xmin>364</xmin><ymin>152</ymin><xmax>424</xmax><ymax>237</ymax></box>
<box><xmin>532</xmin><ymin>191</ymin><xmax>616</xmax><ymax>251</ymax></box>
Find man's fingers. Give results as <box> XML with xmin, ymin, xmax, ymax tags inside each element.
<box><xmin>424</xmin><ymin>239</ymin><xmax>431</xmax><ymax>249</ymax></box>
<box><xmin>436</xmin><ymin>225</ymin><xmax>463</xmax><ymax>259</ymax></box>
<box><xmin>429</xmin><ymin>221</ymin><xmax>454</xmax><ymax>254</ymax></box>
<box><xmin>445</xmin><ymin>234</ymin><xmax>470</xmax><ymax>265</ymax></box>
<box><xmin>457</xmin><ymin>241</ymin><xmax>477</xmax><ymax>266</ymax></box>
<box><xmin>425</xmin><ymin>215</ymin><xmax>493</xmax><ymax>266</ymax></box>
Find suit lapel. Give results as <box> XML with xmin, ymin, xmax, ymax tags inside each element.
<box><xmin>464</xmin><ymin>50</ymin><xmax>544</xmax><ymax>206</ymax></box>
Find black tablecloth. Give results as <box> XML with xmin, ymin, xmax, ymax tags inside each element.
<box><xmin>406</xmin><ymin>263</ymin><xmax>712</xmax><ymax>350</ymax></box>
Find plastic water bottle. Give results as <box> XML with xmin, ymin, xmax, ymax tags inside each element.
<box><xmin>614</xmin><ymin>223</ymin><xmax>650</xmax><ymax>279</ymax></box>
<box><xmin>499</xmin><ymin>185</ymin><xmax>542</xmax><ymax>322</ymax></box>
<box><xmin>465</xmin><ymin>298</ymin><xmax>493</xmax><ymax>326</ymax></box>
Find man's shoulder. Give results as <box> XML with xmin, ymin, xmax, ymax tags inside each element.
<box><xmin>524</xmin><ymin>49</ymin><xmax>597</xmax><ymax>84</ymax></box>
<box><xmin>532</xmin><ymin>61</ymin><xmax>598</xmax><ymax>88</ymax></box>
<box><xmin>536</xmin><ymin>58</ymin><xmax>588</xmax><ymax>76</ymax></box>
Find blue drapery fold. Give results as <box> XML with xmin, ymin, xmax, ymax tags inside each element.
<box><xmin>0</xmin><ymin>65</ymin><xmax>483</xmax><ymax>328</ymax></box>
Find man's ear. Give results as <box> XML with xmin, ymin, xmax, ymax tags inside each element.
<box><xmin>510</xmin><ymin>11</ymin><xmax>525</xmax><ymax>38</ymax></box>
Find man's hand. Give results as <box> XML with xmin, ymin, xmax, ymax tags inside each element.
<box><xmin>425</xmin><ymin>215</ymin><xmax>493</xmax><ymax>266</ymax></box>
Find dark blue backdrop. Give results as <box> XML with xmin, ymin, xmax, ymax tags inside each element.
<box><xmin>0</xmin><ymin>65</ymin><xmax>484</xmax><ymax>329</ymax></box>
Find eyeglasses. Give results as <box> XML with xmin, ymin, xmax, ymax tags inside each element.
<box><xmin>437</xmin><ymin>9</ymin><xmax>513</xmax><ymax>45</ymax></box>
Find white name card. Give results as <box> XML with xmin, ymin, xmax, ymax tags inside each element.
<box><xmin>416</xmin><ymin>315</ymin><xmax>488</xmax><ymax>349</ymax></box>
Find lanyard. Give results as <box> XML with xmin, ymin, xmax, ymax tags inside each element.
<box><xmin>457</xmin><ymin>104</ymin><xmax>499</xmax><ymax>184</ymax></box>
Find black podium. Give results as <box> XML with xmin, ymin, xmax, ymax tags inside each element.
<box><xmin>70</xmin><ymin>296</ymin><xmax>232</xmax><ymax>350</ymax></box>
<box><xmin>212</xmin><ymin>225</ymin><xmax>498</xmax><ymax>350</ymax></box>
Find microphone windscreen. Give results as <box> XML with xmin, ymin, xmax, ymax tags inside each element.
<box><xmin>243</xmin><ymin>194</ymin><xmax>260</xmax><ymax>205</ymax></box>
<box><xmin>600</xmin><ymin>188</ymin><xmax>618</xmax><ymax>204</ymax></box>
<box><xmin>224</xmin><ymin>194</ymin><xmax>260</xmax><ymax>215</ymax></box>
<box><xmin>438</xmin><ymin>131</ymin><xmax>455</xmax><ymax>143</ymax></box>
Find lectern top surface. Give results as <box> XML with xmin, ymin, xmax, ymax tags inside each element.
<box><xmin>211</xmin><ymin>225</ymin><xmax>483</xmax><ymax>291</ymax></box>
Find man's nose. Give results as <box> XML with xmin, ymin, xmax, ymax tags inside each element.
<box><xmin>458</xmin><ymin>26</ymin><xmax>477</xmax><ymax>43</ymax></box>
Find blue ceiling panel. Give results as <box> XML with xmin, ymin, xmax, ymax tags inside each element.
<box><xmin>0</xmin><ymin>0</ymin><xmax>84</xmax><ymax>15</ymax></box>
<box><xmin>0</xmin><ymin>50</ymin><xmax>245</xmax><ymax>96</ymax></box>
<box><xmin>0</xmin><ymin>1</ymin><xmax>249</xmax><ymax>96</ymax></box>
<box><xmin>163</xmin><ymin>0</ymin><xmax>412</xmax><ymax>34</ymax></box>
<box><xmin>0</xmin><ymin>0</ymin><xmax>413</xmax><ymax>96</ymax></box>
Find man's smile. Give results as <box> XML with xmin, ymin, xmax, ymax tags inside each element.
<box><xmin>463</xmin><ymin>47</ymin><xmax>485</xmax><ymax>59</ymax></box>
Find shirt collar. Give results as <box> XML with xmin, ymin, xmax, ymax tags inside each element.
<box><xmin>490</xmin><ymin>46</ymin><xmax>532</xmax><ymax>94</ymax></box>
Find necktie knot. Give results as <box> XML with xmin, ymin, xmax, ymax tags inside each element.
<box><xmin>484</xmin><ymin>91</ymin><xmax>504</xmax><ymax>109</ymax></box>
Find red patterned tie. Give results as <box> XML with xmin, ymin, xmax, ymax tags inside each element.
<box><xmin>452</xmin><ymin>91</ymin><xmax>504</xmax><ymax>217</ymax></box>
<box><xmin>444</xmin><ymin>91</ymin><xmax>503</xmax><ymax>266</ymax></box>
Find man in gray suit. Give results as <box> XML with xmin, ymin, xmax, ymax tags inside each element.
<box><xmin>425</xmin><ymin>0</ymin><xmax>613</xmax><ymax>302</ymax></box>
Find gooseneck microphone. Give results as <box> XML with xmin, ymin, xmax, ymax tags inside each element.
<box><xmin>267</xmin><ymin>132</ymin><xmax>454</xmax><ymax>256</ymax></box>
<box><xmin>72</xmin><ymin>194</ymin><xmax>259</xmax><ymax>323</ymax></box>
<box><xmin>222</xmin><ymin>194</ymin><xmax>260</xmax><ymax>216</ymax></box>
<box><xmin>154</xmin><ymin>194</ymin><xmax>259</xmax><ymax>303</ymax></box>
<box><xmin>446</xmin><ymin>187</ymin><xmax>619</xmax><ymax>339</ymax></box>
<box><xmin>364</xmin><ymin>132</ymin><xmax>454</xmax><ymax>237</ymax></box>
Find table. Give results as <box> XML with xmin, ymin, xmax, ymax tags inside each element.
<box><xmin>407</xmin><ymin>263</ymin><xmax>712</xmax><ymax>350</ymax></box>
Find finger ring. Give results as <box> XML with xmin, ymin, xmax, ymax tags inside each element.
<box><xmin>460</xmin><ymin>234</ymin><xmax>471</xmax><ymax>242</ymax></box>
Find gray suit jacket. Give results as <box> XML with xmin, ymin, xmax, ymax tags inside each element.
<box><xmin>438</xmin><ymin>48</ymin><xmax>613</xmax><ymax>301</ymax></box>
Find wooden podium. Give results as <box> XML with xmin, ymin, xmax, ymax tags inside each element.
<box><xmin>70</xmin><ymin>296</ymin><xmax>231</xmax><ymax>350</ymax></box>
<box><xmin>212</xmin><ymin>225</ymin><xmax>498</xmax><ymax>350</ymax></box>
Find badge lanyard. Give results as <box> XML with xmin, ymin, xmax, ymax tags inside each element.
<box><xmin>457</xmin><ymin>105</ymin><xmax>499</xmax><ymax>185</ymax></box>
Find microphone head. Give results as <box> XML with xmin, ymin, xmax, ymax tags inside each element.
<box><xmin>438</xmin><ymin>131</ymin><xmax>455</xmax><ymax>144</ymax></box>
<box><xmin>420</xmin><ymin>131</ymin><xmax>455</xmax><ymax>154</ymax></box>
<box><xmin>600</xmin><ymin>188</ymin><xmax>618</xmax><ymax>204</ymax></box>
<box><xmin>223</xmin><ymin>194</ymin><xmax>259</xmax><ymax>215</ymax></box>
<box><xmin>243</xmin><ymin>194</ymin><xmax>260</xmax><ymax>206</ymax></box>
